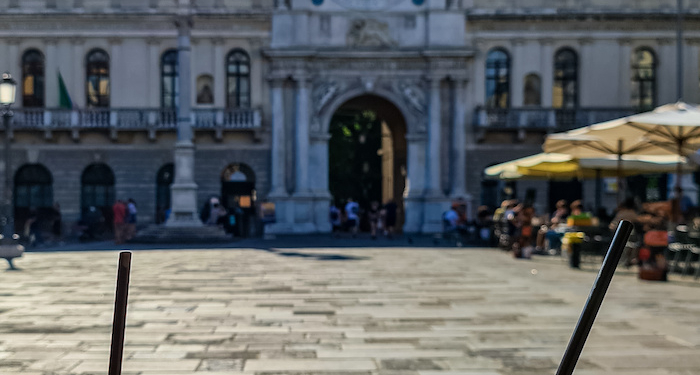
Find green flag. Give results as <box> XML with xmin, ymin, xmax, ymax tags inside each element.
<box><xmin>58</xmin><ymin>71</ymin><xmax>73</xmax><ymax>109</ymax></box>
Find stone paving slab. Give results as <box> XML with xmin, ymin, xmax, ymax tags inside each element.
<box><xmin>0</xmin><ymin>246</ymin><xmax>698</xmax><ymax>375</ymax></box>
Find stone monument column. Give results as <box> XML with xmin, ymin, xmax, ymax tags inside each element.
<box><xmin>167</xmin><ymin>14</ymin><xmax>201</xmax><ymax>227</ymax></box>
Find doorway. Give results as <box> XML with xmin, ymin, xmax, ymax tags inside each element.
<box><xmin>328</xmin><ymin>95</ymin><xmax>407</xmax><ymax>231</ymax></box>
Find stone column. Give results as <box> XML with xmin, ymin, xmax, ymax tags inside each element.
<box><xmin>72</xmin><ymin>38</ymin><xmax>85</xmax><ymax>107</ymax></box>
<box><xmin>540</xmin><ymin>39</ymin><xmax>554</xmax><ymax>107</ymax></box>
<box><xmin>167</xmin><ymin>15</ymin><xmax>201</xmax><ymax>227</ymax></box>
<box><xmin>293</xmin><ymin>74</ymin><xmax>311</xmax><ymax>196</ymax></box>
<box><xmin>43</xmin><ymin>39</ymin><xmax>58</xmax><ymax>108</ymax></box>
<box><xmin>618</xmin><ymin>39</ymin><xmax>632</xmax><ymax>106</ymax></box>
<box><xmin>425</xmin><ymin>75</ymin><xmax>442</xmax><ymax>197</ymax></box>
<box><xmin>310</xmin><ymin>133</ymin><xmax>332</xmax><ymax>233</ymax></box>
<box><xmin>451</xmin><ymin>78</ymin><xmax>468</xmax><ymax>198</ymax></box>
<box><xmin>269</xmin><ymin>77</ymin><xmax>287</xmax><ymax>197</ymax></box>
<box><xmin>403</xmin><ymin>133</ymin><xmax>426</xmax><ymax>233</ymax></box>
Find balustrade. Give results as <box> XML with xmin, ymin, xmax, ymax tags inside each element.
<box><xmin>7</xmin><ymin>107</ymin><xmax>261</xmax><ymax>131</ymax></box>
<box><xmin>474</xmin><ymin>107</ymin><xmax>638</xmax><ymax>131</ymax></box>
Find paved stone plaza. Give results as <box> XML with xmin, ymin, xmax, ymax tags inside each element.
<box><xmin>0</xmin><ymin>244</ymin><xmax>699</xmax><ymax>375</ymax></box>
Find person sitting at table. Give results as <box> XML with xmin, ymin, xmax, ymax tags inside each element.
<box><xmin>536</xmin><ymin>199</ymin><xmax>569</xmax><ymax>254</ymax></box>
<box><xmin>512</xmin><ymin>204</ymin><xmax>536</xmax><ymax>258</ymax></box>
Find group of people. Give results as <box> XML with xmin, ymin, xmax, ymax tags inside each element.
<box><xmin>491</xmin><ymin>198</ymin><xmax>592</xmax><ymax>259</ymax></box>
<box><xmin>199</xmin><ymin>196</ymin><xmax>248</xmax><ymax>237</ymax></box>
<box><xmin>112</xmin><ymin>198</ymin><xmax>138</xmax><ymax>244</ymax></box>
<box><xmin>329</xmin><ymin>198</ymin><xmax>398</xmax><ymax>239</ymax></box>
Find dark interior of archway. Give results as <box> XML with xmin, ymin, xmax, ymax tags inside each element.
<box><xmin>329</xmin><ymin>95</ymin><xmax>407</xmax><ymax>232</ymax></box>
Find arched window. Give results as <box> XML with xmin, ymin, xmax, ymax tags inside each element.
<box><xmin>155</xmin><ymin>163</ymin><xmax>174</xmax><ymax>224</ymax></box>
<box><xmin>226</xmin><ymin>49</ymin><xmax>251</xmax><ymax>108</ymax></box>
<box><xmin>485</xmin><ymin>48</ymin><xmax>510</xmax><ymax>108</ymax></box>
<box><xmin>631</xmin><ymin>47</ymin><xmax>656</xmax><ymax>111</ymax></box>
<box><xmin>86</xmin><ymin>49</ymin><xmax>110</xmax><ymax>107</ymax></box>
<box><xmin>14</xmin><ymin>164</ymin><xmax>53</xmax><ymax>234</ymax></box>
<box><xmin>523</xmin><ymin>73</ymin><xmax>541</xmax><ymax>106</ymax></box>
<box><xmin>553</xmin><ymin>48</ymin><xmax>578</xmax><ymax>109</ymax></box>
<box><xmin>22</xmin><ymin>49</ymin><xmax>45</xmax><ymax>107</ymax></box>
<box><xmin>81</xmin><ymin>163</ymin><xmax>115</xmax><ymax>222</ymax></box>
<box><xmin>161</xmin><ymin>49</ymin><xmax>178</xmax><ymax>108</ymax></box>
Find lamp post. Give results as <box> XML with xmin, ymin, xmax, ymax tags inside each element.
<box><xmin>1</xmin><ymin>72</ymin><xmax>17</xmax><ymax>245</ymax></box>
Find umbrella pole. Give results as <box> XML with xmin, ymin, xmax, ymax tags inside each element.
<box><xmin>616</xmin><ymin>140</ymin><xmax>623</xmax><ymax>205</ymax></box>
<box><xmin>674</xmin><ymin>139</ymin><xmax>684</xmax><ymax>223</ymax></box>
<box><xmin>595</xmin><ymin>169</ymin><xmax>602</xmax><ymax>214</ymax></box>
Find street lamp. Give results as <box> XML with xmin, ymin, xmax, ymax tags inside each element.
<box><xmin>1</xmin><ymin>72</ymin><xmax>17</xmax><ymax>247</ymax></box>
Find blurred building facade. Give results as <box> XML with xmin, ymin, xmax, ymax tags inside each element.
<box><xmin>0</xmin><ymin>0</ymin><xmax>699</xmax><ymax>235</ymax></box>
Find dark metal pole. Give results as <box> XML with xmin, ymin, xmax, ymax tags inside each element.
<box><xmin>677</xmin><ymin>0</ymin><xmax>684</xmax><ymax>101</ymax></box>
<box><xmin>2</xmin><ymin>109</ymin><xmax>13</xmax><ymax>241</ymax></box>
<box><xmin>555</xmin><ymin>220</ymin><xmax>634</xmax><ymax>375</ymax></box>
<box><xmin>594</xmin><ymin>169</ymin><xmax>602</xmax><ymax>214</ymax></box>
<box><xmin>108</xmin><ymin>251</ymin><xmax>132</xmax><ymax>375</ymax></box>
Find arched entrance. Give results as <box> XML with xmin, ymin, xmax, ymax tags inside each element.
<box><xmin>221</xmin><ymin>163</ymin><xmax>256</xmax><ymax>237</ymax></box>
<box><xmin>328</xmin><ymin>94</ymin><xmax>407</xmax><ymax>232</ymax></box>
<box><xmin>14</xmin><ymin>164</ymin><xmax>53</xmax><ymax>235</ymax></box>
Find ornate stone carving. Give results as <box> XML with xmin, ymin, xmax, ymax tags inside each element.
<box><xmin>392</xmin><ymin>80</ymin><xmax>426</xmax><ymax>115</ymax></box>
<box><xmin>347</xmin><ymin>19</ymin><xmax>397</xmax><ymax>48</ymax></box>
<box><xmin>312</xmin><ymin>80</ymin><xmax>343</xmax><ymax>113</ymax></box>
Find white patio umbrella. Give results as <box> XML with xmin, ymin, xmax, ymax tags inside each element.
<box><xmin>543</xmin><ymin>102</ymin><xmax>700</xmax><ymax>206</ymax></box>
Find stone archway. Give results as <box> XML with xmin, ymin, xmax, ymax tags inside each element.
<box><xmin>327</xmin><ymin>94</ymin><xmax>408</xmax><ymax>232</ymax></box>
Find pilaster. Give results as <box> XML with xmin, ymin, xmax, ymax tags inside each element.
<box><xmin>72</xmin><ymin>38</ymin><xmax>86</xmax><ymax>108</ymax></box>
<box><xmin>44</xmin><ymin>38</ymin><xmax>58</xmax><ymax>108</ymax></box>
<box><xmin>618</xmin><ymin>38</ymin><xmax>632</xmax><ymax>107</ymax></box>
<box><xmin>425</xmin><ymin>75</ymin><xmax>443</xmax><ymax>198</ymax></box>
<box><xmin>451</xmin><ymin>78</ymin><xmax>468</xmax><ymax>198</ymax></box>
<box><xmin>147</xmin><ymin>38</ymin><xmax>160</xmax><ymax>107</ymax></box>
<box><xmin>269</xmin><ymin>77</ymin><xmax>287</xmax><ymax>198</ymax></box>
<box><xmin>293</xmin><ymin>74</ymin><xmax>311</xmax><ymax>196</ymax></box>
<box><xmin>539</xmin><ymin>38</ymin><xmax>554</xmax><ymax>107</ymax></box>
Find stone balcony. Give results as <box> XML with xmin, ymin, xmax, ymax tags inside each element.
<box><xmin>473</xmin><ymin>106</ymin><xmax>638</xmax><ymax>133</ymax></box>
<box><xmin>8</xmin><ymin>107</ymin><xmax>262</xmax><ymax>141</ymax></box>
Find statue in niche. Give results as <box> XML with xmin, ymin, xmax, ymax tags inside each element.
<box><xmin>346</xmin><ymin>19</ymin><xmax>397</xmax><ymax>48</ymax></box>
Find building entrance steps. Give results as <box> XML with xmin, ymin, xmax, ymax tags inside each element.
<box><xmin>129</xmin><ymin>225</ymin><xmax>232</xmax><ymax>244</ymax></box>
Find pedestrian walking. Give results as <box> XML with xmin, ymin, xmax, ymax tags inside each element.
<box><xmin>112</xmin><ymin>199</ymin><xmax>127</xmax><ymax>244</ymax></box>
<box><xmin>345</xmin><ymin>198</ymin><xmax>360</xmax><ymax>238</ymax></box>
<box><xmin>125</xmin><ymin>198</ymin><xmax>138</xmax><ymax>241</ymax></box>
